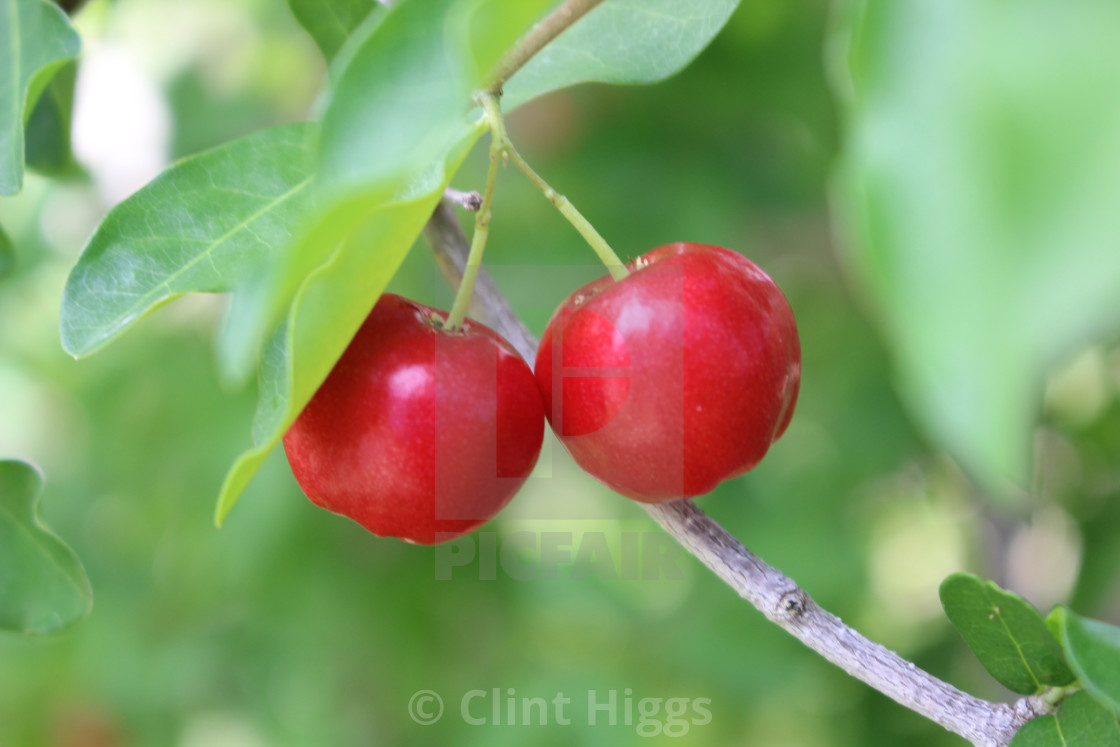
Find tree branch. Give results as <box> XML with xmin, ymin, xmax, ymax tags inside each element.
<box><xmin>483</xmin><ymin>0</ymin><xmax>605</xmax><ymax>94</ymax></box>
<box><xmin>443</xmin><ymin>187</ymin><xmax>483</xmax><ymax>212</ymax></box>
<box><xmin>423</xmin><ymin>199</ymin><xmax>1049</xmax><ymax>747</ymax></box>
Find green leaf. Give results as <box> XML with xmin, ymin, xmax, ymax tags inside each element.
<box><xmin>216</xmin><ymin>121</ymin><xmax>483</xmax><ymax>386</ymax></box>
<box><xmin>940</xmin><ymin>573</ymin><xmax>1074</xmax><ymax>694</ymax></box>
<box><xmin>834</xmin><ymin>0</ymin><xmax>1120</xmax><ymax>495</ymax></box>
<box><xmin>1054</xmin><ymin>607</ymin><xmax>1120</xmax><ymax>715</ymax></box>
<box><xmin>214</xmin><ymin>203</ymin><xmax>428</xmax><ymax>522</ymax></box>
<box><xmin>0</xmin><ymin>460</ymin><xmax>92</xmax><ymax>635</ymax></box>
<box><xmin>0</xmin><ymin>221</ymin><xmax>12</xmax><ymax>277</ymax></box>
<box><xmin>1010</xmin><ymin>691</ymin><xmax>1120</xmax><ymax>747</ymax></box>
<box><xmin>287</xmin><ymin>0</ymin><xmax>381</xmax><ymax>63</ymax></box>
<box><xmin>318</xmin><ymin>0</ymin><xmax>552</xmax><ymax>199</ymax></box>
<box><xmin>1</xmin><ymin>0</ymin><xmax>81</xmax><ymax>195</ymax></box>
<box><xmin>24</xmin><ymin>58</ymin><xmax>77</xmax><ymax>177</ymax></box>
<box><xmin>60</xmin><ymin>123</ymin><xmax>318</xmax><ymax>357</ymax></box>
<box><xmin>214</xmin><ymin>131</ymin><xmax>481</xmax><ymax>523</ymax></box>
<box><xmin>502</xmin><ymin>0</ymin><xmax>741</xmax><ymax>110</ymax></box>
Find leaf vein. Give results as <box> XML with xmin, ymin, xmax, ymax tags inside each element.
<box><xmin>103</xmin><ymin>174</ymin><xmax>313</xmax><ymax>328</ymax></box>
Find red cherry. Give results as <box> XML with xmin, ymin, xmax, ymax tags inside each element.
<box><xmin>283</xmin><ymin>293</ymin><xmax>545</xmax><ymax>544</ymax></box>
<box><xmin>535</xmin><ymin>243</ymin><xmax>800</xmax><ymax>502</ymax></box>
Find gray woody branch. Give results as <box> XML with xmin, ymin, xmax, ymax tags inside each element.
<box><xmin>423</xmin><ymin>199</ymin><xmax>1049</xmax><ymax>747</ymax></box>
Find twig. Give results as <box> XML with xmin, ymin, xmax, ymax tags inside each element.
<box><xmin>443</xmin><ymin>187</ymin><xmax>482</xmax><ymax>212</ymax></box>
<box><xmin>422</xmin><ymin>199</ymin><xmax>1049</xmax><ymax>747</ymax></box>
<box><xmin>483</xmin><ymin>0</ymin><xmax>605</xmax><ymax>94</ymax></box>
<box><xmin>423</xmin><ymin>201</ymin><xmax>540</xmax><ymax>359</ymax></box>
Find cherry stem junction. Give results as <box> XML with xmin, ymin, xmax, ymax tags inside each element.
<box><xmin>443</xmin><ymin>0</ymin><xmax>624</xmax><ymax>324</ymax></box>
<box><xmin>444</xmin><ymin>93</ymin><xmax>628</xmax><ymax>331</ymax></box>
<box><xmin>481</xmin><ymin>94</ymin><xmax>628</xmax><ymax>281</ymax></box>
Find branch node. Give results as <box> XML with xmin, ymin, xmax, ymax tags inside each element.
<box><xmin>443</xmin><ymin>188</ymin><xmax>483</xmax><ymax>212</ymax></box>
<box><xmin>776</xmin><ymin>589</ymin><xmax>810</xmax><ymax>621</ymax></box>
<box><xmin>1014</xmin><ymin>694</ymin><xmax>1054</xmax><ymax>724</ymax></box>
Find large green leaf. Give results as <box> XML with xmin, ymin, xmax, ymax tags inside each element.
<box><xmin>502</xmin><ymin>0</ymin><xmax>741</xmax><ymax>110</ymax></box>
<box><xmin>287</xmin><ymin>0</ymin><xmax>381</xmax><ymax>63</ymax></box>
<box><xmin>0</xmin><ymin>460</ymin><xmax>91</xmax><ymax>634</ymax></box>
<box><xmin>1053</xmin><ymin>607</ymin><xmax>1120</xmax><ymax>715</ymax></box>
<box><xmin>0</xmin><ymin>0</ymin><xmax>80</xmax><ymax>195</ymax></box>
<box><xmin>24</xmin><ymin>58</ymin><xmax>77</xmax><ymax>177</ymax></box>
<box><xmin>318</xmin><ymin>0</ymin><xmax>552</xmax><ymax>200</ymax></box>
<box><xmin>60</xmin><ymin>123</ymin><xmax>318</xmax><ymax>357</ymax></box>
<box><xmin>834</xmin><ymin>0</ymin><xmax>1120</xmax><ymax>495</ymax></box>
<box><xmin>940</xmin><ymin>573</ymin><xmax>1073</xmax><ymax>694</ymax></box>
<box><xmin>214</xmin><ymin>132</ymin><xmax>481</xmax><ymax>523</ymax></box>
<box><xmin>1010</xmin><ymin>691</ymin><xmax>1120</xmax><ymax>747</ymax></box>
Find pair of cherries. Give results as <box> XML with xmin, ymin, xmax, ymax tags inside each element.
<box><xmin>283</xmin><ymin>243</ymin><xmax>801</xmax><ymax>544</ymax></box>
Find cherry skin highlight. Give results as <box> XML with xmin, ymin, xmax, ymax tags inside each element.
<box><xmin>283</xmin><ymin>293</ymin><xmax>545</xmax><ymax>544</ymax></box>
<box><xmin>535</xmin><ymin>243</ymin><xmax>800</xmax><ymax>502</ymax></box>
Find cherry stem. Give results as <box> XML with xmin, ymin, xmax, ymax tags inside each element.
<box><xmin>480</xmin><ymin>94</ymin><xmax>629</xmax><ymax>281</ymax></box>
<box><xmin>444</xmin><ymin>115</ymin><xmax>502</xmax><ymax>331</ymax></box>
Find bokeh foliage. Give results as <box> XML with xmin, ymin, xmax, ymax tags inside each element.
<box><xmin>1</xmin><ymin>0</ymin><xmax>1119</xmax><ymax>745</ymax></box>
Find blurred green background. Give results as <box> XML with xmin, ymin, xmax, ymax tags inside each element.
<box><xmin>2</xmin><ymin>0</ymin><xmax>1120</xmax><ymax>745</ymax></box>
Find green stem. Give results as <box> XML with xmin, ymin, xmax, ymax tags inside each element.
<box><xmin>506</xmin><ymin>148</ymin><xmax>628</xmax><ymax>280</ymax></box>
<box><xmin>1042</xmin><ymin>685</ymin><xmax>1077</xmax><ymax>708</ymax></box>
<box><xmin>480</xmin><ymin>95</ymin><xmax>628</xmax><ymax>280</ymax></box>
<box><xmin>484</xmin><ymin>0</ymin><xmax>606</xmax><ymax>95</ymax></box>
<box><xmin>443</xmin><ymin>110</ymin><xmax>502</xmax><ymax>330</ymax></box>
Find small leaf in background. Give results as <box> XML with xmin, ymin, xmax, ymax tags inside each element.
<box><xmin>0</xmin><ymin>0</ymin><xmax>81</xmax><ymax>195</ymax></box>
<box><xmin>286</xmin><ymin>0</ymin><xmax>381</xmax><ymax>63</ymax></box>
<box><xmin>215</xmin><ymin>132</ymin><xmax>480</xmax><ymax>523</ymax></box>
<box><xmin>502</xmin><ymin>0</ymin><xmax>741</xmax><ymax>110</ymax></box>
<box><xmin>1069</xmin><ymin>498</ymin><xmax>1120</xmax><ymax>616</ymax></box>
<box><xmin>1053</xmin><ymin>607</ymin><xmax>1120</xmax><ymax>715</ymax></box>
<box><xmin>1009</xmin><ymin>691</ymin><xmax>1120</xmax><ymax>747</ymax></box>
<box><xmin>834</xmin><ymin>0</ymin><xmax>1120</xmax><ymax>496</ymax></box>
<box><xmin>318</xmin><ymin>0</ymin><xmax>552</xmax><ymax>199</ymax></box>
<box><xmin>24</xmin><ymin>59</ymin><xmax>78</xmax><ymax>177</ymax></box>
<box><xmin>0</xmin><ymin>460</ymin><xmax>92</xmax><ymax>635</ymax></box>
<box><xmin>939</xmin><ymin>573</ymin><xmax>1073</xmax><ymax>694</ymax></box>
<box><xmin>0</xmin><ymin>222</ymin><xmax>13</xmax><ymax>278</ymax></box>
<box><xmin>59</xmin><ymin>123</ymin><xmax>317</xmax><ymax>357</ymax></box>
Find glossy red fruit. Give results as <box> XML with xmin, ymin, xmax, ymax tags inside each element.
<box><xmin>535</xmin><ymin>243</ymin><xmax>800</xmax><ymax>502</ymax></box>
<box><xmin>283</xmin><ymin>293</ymin><xmax>545</xmax><ymax>544</ymax></box>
